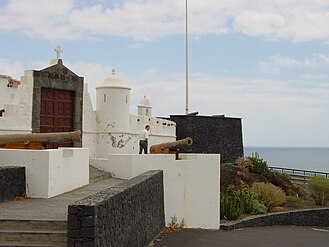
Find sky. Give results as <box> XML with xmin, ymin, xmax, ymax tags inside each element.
<box><xmin>1</xmin><ymin>0</ymin><xmax>329</xmax><ymax>148</ymax></box>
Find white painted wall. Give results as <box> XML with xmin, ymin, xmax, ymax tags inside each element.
<box><xmin>0</xmin><ymin>148</ymin><xmax>89</xmax><ymax>198</ymax></box>
<box><xmin>0</xmin><ymin>76</ymin><xmax>17</xmax><ymax>109</ymax></box>
<box><xmin>91</xmin><ymin>153</ymin><xmax>220</xmax><ymax>229</ymax></box>
<box><xmin>129</xmin><ymin>115</ymin><xmax>175</xmax><ymax>136</ymax></box>
<box><xmin>82</xmin><ymin>83</ymin><xmax>98</xmax><ymax>158</ymax></box>
<box><xmin>0</xmin><ymin>70</ymin><xmax>34</xmax><ymax>134</ymax></box>
<box><xmin>96</xmin><ymin>87</ymin><xmax>131</xmax><ymax>132</ymax></box>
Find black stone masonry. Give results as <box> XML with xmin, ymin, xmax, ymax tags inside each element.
<box><xmin>169</xmin><ymin>115</ymin><xmax>244</xmax><ymax>163</ymax></box>
<box><xmin>67</xmin><ymin>170</ymin><xmax>165</xmax><ymax>247</ymax></box>
<box><xmin>0</xmin><ymin>166</ymin><xmax>26</xmax><ymax>203</ymax></box>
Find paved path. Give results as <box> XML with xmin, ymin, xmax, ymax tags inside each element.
<box><xmin>0</xmin><ymin>166</ymin><xmax>124</xmax><ymax>221</ymax></box>
<box><xmin>152</xmin><ymin>226</ymin><xmax>329</xmax><ymax>247</ymax></box>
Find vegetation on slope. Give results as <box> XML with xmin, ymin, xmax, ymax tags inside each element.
<box><xmin>220</xmin><ymin>156</ymin><xmax>327</xmax><ymax>221</ymax></box>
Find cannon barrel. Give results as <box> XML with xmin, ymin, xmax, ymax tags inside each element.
<box><xmin>0</xmin><ymin>130</ymin><xmax>81</xmax><ymax>146</ymax></box>
<box><xmin>150</xmin><ymin>137</ymin><xmax>193</xmax><ymax>154</ymax></box>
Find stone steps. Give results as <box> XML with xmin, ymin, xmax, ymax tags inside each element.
<box><xmin>0</xmin><ymin>220</ymin><xmax>67</xmax><ymax>246</ymax></box>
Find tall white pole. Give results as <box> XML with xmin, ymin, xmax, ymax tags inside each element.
<box><xmin>185</xmin><ymin>0</ymin><xmax>189</xmax><ymax>115</ymax></box>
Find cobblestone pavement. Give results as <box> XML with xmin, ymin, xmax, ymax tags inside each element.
<box><xmin>152</xmin><ymin>226</ymin><xmax>329</xmax><ymax>247</ymax></box>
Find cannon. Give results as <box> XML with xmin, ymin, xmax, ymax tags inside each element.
<box><xmin>150</xmin><ymin>137</ymin><xmax>193</xmax><ymax>159</ymax></box>
<box><xmin>0</xmin><ymin>130</ymin><xmax>81</xmax><ymax>150</ymax></box>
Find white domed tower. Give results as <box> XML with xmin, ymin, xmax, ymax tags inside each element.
<box><xmin>96</xmin><ymin>69</ymin><xmax>131</xmax><ymax>132</ymax></box>
<box><xmin>138</xmin><ymin>95</ymin><xmax>152</xmax><ymax>117</ymax></box>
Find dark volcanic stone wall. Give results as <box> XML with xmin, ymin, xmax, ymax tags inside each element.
<box><xmin>169</xmin><ymin>115</ymin><xmax>244</xmax><ymax>163</ymax></box>
<box><xmin>221</xmin><ymin>208</ymin><xmax>329</xmax><ymax>231</ymax></box>
<box><xmin>67</xmin><ymin>170</ymin><xmax>164</xmax><ymax>247</ymax></box>
<box><xmin>0</xmin><ymin>166</ymin><xmax>26</xmax><ymax>203</ymax></box>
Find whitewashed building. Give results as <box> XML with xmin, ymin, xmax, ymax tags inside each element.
<box><xmin>83</xmin><ymin>69</ymin><xmax>176</xmax><ymax>159</ymax></box>
<box><xmin>0</xmin><ymin>50</ymin><xmax>220</xmax><ymax>229</ymax></box>
<box><xmin>0</xmin><ymin>56</ymin><xmax>176</xmax><ymax>158</ymax></box>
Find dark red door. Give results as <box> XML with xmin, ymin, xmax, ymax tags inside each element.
<box><xmin>40</xmin><ymin>88</ymin><xmax>74</xmax><ymax>148</ymax></box>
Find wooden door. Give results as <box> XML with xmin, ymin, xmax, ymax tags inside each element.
<box><xmin>40</xmin><ymin>88</ymin><xmax>74</xmax><ymax>148</ymax></box>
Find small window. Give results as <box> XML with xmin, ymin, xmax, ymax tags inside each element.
<box><xmin>104</xmin><ymin>94</ymin><xmax>107</xmax><ymax>102</ymax></box>
<box><xmin>126</xmin><ymin>94</ymin><xmax>128</xmax><ymax>103</ymax></box>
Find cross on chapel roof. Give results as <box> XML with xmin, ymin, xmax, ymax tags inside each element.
<box><xmin>54</xmin><ymin>46</ymin><xmax>63</xmax><ymax>59</ymax></box>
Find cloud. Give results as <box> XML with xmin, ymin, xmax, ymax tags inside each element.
<box><xmin>300</xmin><ymin>74</ymin><xmax>328</xmax><ymax>80</ymax></box>
<box><xmin>232</xmin><ymin>0</ymin><xmax>329</xmax><ymax>42</ymax></box>
<box><xmin>260</xmin><ymin>55</ymin><xmax>301</xmax><ymax>74</ymax></box>
<box><xmin>0</xmin><ymin>0</ymin><xmax>77</xmax><ymax>39</ymax></box>
<box><xmin>125</xmin><ymin>70</ymin><xmax>329</xmax><ymax>119</ymax></box>
<box><xmin>0</xmin><ymin>58</ymin><xmax>25</xmax><ymax>79</ymax></box>
<box><xmin>1</xmin><ymin>0</ymin><xmax>329</xmax><ymax>42</ymax></box>
<box><xmin>260</xmin><ymin>54</ymin><xmax>329</xmax><ymax>74</ymax></box>
<box><xmin>3</xmin><ymin>57</ymin><xmax>328</xmax><ymax>117</ymax></box>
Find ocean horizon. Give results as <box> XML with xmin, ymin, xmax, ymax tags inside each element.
<box><xmin>244</xmin><ymin>146</ymin><xmax>329</xmax><ymax>173</ymax></box>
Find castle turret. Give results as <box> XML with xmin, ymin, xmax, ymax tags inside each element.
<box><xmin>96</xmin><ymin>69</ymin><xmax>131</xmax><ymax>132</ymax></box>
<box><xmin>138</xmin><ymin>95</ymin><xmax>152</xmax><ymax>117</ymax></box>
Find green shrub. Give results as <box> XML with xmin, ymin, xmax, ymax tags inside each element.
<box><xmin>247</xmin><ymin>157</ymin><xmax>270</xmax><ymax>174</ymax></box>
<box><xmin>308</xmin><ymin>176</ymin><xmax>329</xmax><ymax>206</ymax></box>
<box><xmin>220</xmin><ymin>186</ymin><xmax>267</xmax><ymax>220</ymax></box>
<box><xmin>236</xmin><ymin>187</ymin><xmax>258</xmax><ymax>214</ymax></box>
<box><xmin>295</xmin><ymin>185</ymin><xmax>306</xmax><ymax>198</ymax></box>
<box><xmin>251</xmin><ymin>182</ymin><xmax>286</xmax><ymax>209</ymax></box>
<box><xmin>250</xmin><ymin>199</ymin><xmax>268</xmax><ymax>214</ymax></box>
<box><xmin>220</xmin><ymin>189</ymin><xmax>244</xmax><ymax>220</ymax></box>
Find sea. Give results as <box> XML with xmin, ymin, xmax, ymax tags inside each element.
<box><xmin>244</xmin><ymin>147</ymin><xmax>329</xmax><ymax>173</ymax></box>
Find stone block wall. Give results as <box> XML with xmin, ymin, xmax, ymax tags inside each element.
<box><xmin>169</xmin><ymin>115</ymin><xmax>243</xmax><ymax>163</ymax></box>
<box><xmin>221</xmin><ymin>208</ymin><xmax>329</xmax><ymax>231</ymax></box>
<box><xmin>0</xmin><ymin>166</ymin><xmax>26</xmax><ymax>203</ymax></box>
<box><xmin>67</xmin><ymin>170</ymin><xmax>164</xmax><ymax>247</ymax></box>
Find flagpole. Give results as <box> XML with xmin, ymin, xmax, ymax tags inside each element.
<box><xmin>185</xmin><ymin>0</ymin><xmax>189</xmax><ymax>115</ymax></box>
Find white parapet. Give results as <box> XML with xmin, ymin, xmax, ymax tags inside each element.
<box><xmin>0</xmin><ymin>148</ymin><xmax>89</xmax><ymax>198</ymax></box>
<box><xmin>91</xmin><ymin>153</ymin><xmax>220</xmax><ymax>229</ymax></box>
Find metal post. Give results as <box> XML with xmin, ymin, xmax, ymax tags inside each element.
<box><xmin>185</xmin><ymin>0</ymin><xmax>189</xmax><ymax>115</ymax></box>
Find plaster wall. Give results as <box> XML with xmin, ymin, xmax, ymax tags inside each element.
<box><xmin>0</xmin><ymin>77</ymin><xmax>17</xmax><ymax>108</ymax></box>
<box><xmin>0</xmin><ymin>148</ymin><xmax>89</xmax><ymax>198</ymax></box>
<box><xmin>82</xmin><ymin>84</ymin><xmax>98</xmax><ymax>158</ymax></box>
<box><xmin>91</xmin><ymin>153</ymin><xmax>220</xmax><ymax>229</ymax></box>
<box><xmin>94</xmin><ymin>132</ymin><xmax>175</xmax><ymax>157</ymax></box>
<box><xmin>82</xmin><ymin>133</ymin><xmax>98</xmax><ymax>158</ymax></box>
<box><xmin>0</xmin><ymin>71</ymin><xmax>34</xmax><ymax>133</ymax></box>
<box><xmin>129</xmin><ymin>115</ymin><xmax>175</xmax><ymax>137</ymax></box>
<box><xmin>96</xmin><ymin>87</ymin><xmax>130</xmax><ymax>132</ymax></box>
